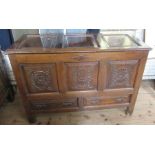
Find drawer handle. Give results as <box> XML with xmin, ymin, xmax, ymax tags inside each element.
<box><xmin>31</xmin><ymin>103</ymin><xmax>49</xmax><ymax>110</ymax></box>
<box><xmin>72</xmin><ymin>55</ymin><xmax>87</xmax><ymax>61</ymax></box>
<box><xmin>116</xmin><ymin>98</ymin><xmax>124</xmax><ymax>102</ymax></box>
<box><xmin>90</xmin><ymin>100</ymin><xmax>98</xmax><ymax>105</ymax></box>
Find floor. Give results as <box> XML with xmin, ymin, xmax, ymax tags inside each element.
<box><xmin>0</xmin><ymin>80</ymin><xmax>155</xmax><ymax>125</ymax></box>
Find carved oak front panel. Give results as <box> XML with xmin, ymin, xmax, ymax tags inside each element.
<box><xmin>64</xmin><ymin>62</ymin><xmax>99</xmax><ymax>91</ymax></box>
<box><xmin>20</xmin><ymin>64</ymin><xmax>58</xmax><ymax>93</ymax></box>
<box><xmin>106</xmin><ymin>60</ymin><xmax>139</xmax><ymax>89</ymax></box>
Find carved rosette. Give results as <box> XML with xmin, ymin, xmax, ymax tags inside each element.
<box><xmin>31</xmin><ymin>70</ymin><xmax>52</xmax><ymax>91</ymax></box>
<box><xmin>107</xmin><ymin>60</ymin><xmax>138</xmax><ymax>89</ymax></box>
<box><xmin>65</xmin><ymin>62</ymin><xmax>98</xmax><ymax>91</ymax></box>
<box><xmin>72</xmin><ymin>66</ymin><xmax>94</xmax><ymax>89</ymax></box>
<box><xmin>21</xmin><ymin>64</ymin><xmax>58</xmax><ymax>93</ymax></box>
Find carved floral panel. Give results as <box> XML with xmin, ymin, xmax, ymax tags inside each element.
<box><xmin>20</xmin><ymin>64</ymin><xmax>58</xmax><ymax>93</ymax></box>
<box><xmin>65</xmin><ymin>62</ymin><xmax>98</xmax><ymax>91</ymax></box>
<box><xmin>106</xmin><ymin>60</ymin><xmax>139</xmax><ymax>89</ymax></box>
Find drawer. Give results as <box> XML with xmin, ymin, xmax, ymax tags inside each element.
<box><xmin>29</xmin><ymin>98</ymin><xmax>79</xmax><ymax>112</ymax></box>
<box><xmin>83</xmin><ymin>96</ymin><xmax>130</xmax><ymax>106</ymax></box>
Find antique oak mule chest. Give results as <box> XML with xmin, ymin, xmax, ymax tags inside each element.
<box><xmin>7</xmin><ymin>33</ymin><xmax>150</xmax><ymax>122</ymax></box>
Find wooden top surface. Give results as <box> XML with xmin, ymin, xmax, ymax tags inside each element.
<box><xmin>7</xmin><ymin>33</ymin><xmax>151</xmax><ymax>54</ymax></box>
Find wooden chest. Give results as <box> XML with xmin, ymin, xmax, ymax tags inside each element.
<box><xmin>7</xmin><ymin>33</ymin><xmax>151</xmax><ymax>122</ymax></box>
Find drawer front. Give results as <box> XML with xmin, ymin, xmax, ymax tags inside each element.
<box><xmin>84</xmin><ymin>96</ymin><xmax>130</xmax><ymax>106</ymax></box>
<box><xmin>29</xmin><ymin>98</ymin><xmax>79</xmax><ymax>112</ymax></box>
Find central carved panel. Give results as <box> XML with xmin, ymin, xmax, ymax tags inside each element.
<box><xmin>65</xmin><ymin>62</ymin><xmax>98</xmax><ymax>91</ymax></box>
<box><xmin>21</xmin><ymin>64</ymin><xmax>58</xmax><ymax>93</ymax></box>
<box><xmin>106</xmin><ymin>60</ymin><xmax>139</xmax><ymax>89</ymax></box>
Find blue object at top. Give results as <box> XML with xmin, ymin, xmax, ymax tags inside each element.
<box><xmin>0</xmin><ymin>29</ymin><xmax>13</xmax><ymax>51</ymax></box>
